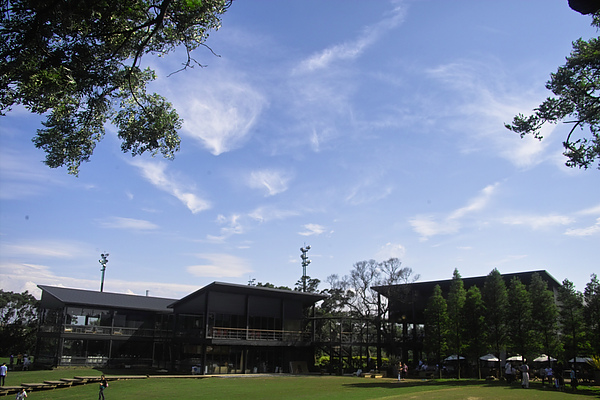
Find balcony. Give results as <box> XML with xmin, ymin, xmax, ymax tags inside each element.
<box><xmin>39</xmin><ymin>324</ymin><xmax>170</xmax><ymax>338</ymax></box>
<box><xmin>208</xmin><ymin>327</ymin><xmax>311</xmax><ymax>342</ymax></box>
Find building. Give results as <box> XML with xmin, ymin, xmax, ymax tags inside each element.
<box><xmin>372</xmin><ymin>270</ymin><xmax>562</xmax><ymax>365</ymax></box>
<box><xmin>35</xmin><ymin>282</ymin><xmax>326</xmax><ymax>373</ymax></box>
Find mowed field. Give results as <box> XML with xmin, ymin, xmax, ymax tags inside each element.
<box><xmin>2</xmin><ymin>369</ymin><xmax>599</xmax><ymax>400</ymax></box>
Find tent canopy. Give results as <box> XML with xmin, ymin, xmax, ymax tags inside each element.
<box><xmin>479</xmin><ymin>353</ymin><xmax>499</xmax><ymax>362</ymax></box>
<box><xmin>569</xmin><ymin>357</ymin><xmax>592</xmax><ymax>363</ymax></box>
<box><xmin>445</xmin><ymin>354</ymin><xmax>465</xmax><ymax>361</ymax></box>
<box><xmin>506</xmin><ymin>355</ymin><xmax>524</xmax><ymax>361</ymax></box>
<box><xmin>533</xmin><ymin>354</ymin><xmax>557</xmax><ymax>362</ymax></box>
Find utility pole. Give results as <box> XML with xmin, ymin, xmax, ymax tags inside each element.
<box><xmin>99</xmin><ymin>253</ymin><xmax>109</xmax><ymax>292</ymax></box>
<box><xmin>300</xmin><ymin>245</ymin><xmax>311</xmax><ymax>292</ymax></box>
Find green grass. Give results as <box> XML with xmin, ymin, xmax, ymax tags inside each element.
<box><xmin>3</xmin><ymin>370</ymin><xmax>600</xmax><ymax>400</ymax></box>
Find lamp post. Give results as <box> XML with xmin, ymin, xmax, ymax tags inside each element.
<box><xmin>99</xmin><ymin>253</ymin><xmax>109</xmax><ymax>292</ymax></box>
<box><xmin>300</xmin><ymin>245</ymin><xmax>311</xmax><ymax>292</ymax></box>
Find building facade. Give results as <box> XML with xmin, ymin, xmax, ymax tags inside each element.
<box><xmin>35</xmin><ymin>282</ymin><xmax>325</xmax><ymax>373</ymax></box>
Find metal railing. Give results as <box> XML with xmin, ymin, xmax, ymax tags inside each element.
<box><xmin>209</xmin><ymin>327</ymin><xmax>311</xmax><ymax>342</ymax></box>
<box><xmin>40</xmin><ymin>324</ymin><xmax>169</xmax><ymax>337</ymax></box>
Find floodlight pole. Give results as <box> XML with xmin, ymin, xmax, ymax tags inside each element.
<box><xmin>300</xmin><ymin>245</ymin><xmax>311</xmax><ymax>292</ymax></box>
<box><xmin>99</xmin><ymin>253</ymin><xmax>109</xmax><ymax>292</ymax></box>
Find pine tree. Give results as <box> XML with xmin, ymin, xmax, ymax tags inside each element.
<box><xmin>507</xmin><ymin>277</ymin><xmax>532</xmax><ymax>359</ymax></box>
<box><xmin>482</xmin><ymin>268</ymin><xmax>508</xmax><ymax>376</ymax></box>
<box><xmin>424</xmin><ymin>284</ymin><xmax>448</xmax><ymax>378</ymax></box>
<box><xmin>463</xmin><ymin>285</ymin><xmax>486</xmax><ymax>379</ymax></box>
<box><xmin>529</xmin><ymin>273</ymin><xmax>560</xmax><ymax>360</ymax></box>
<box><xmin>447</xmin><ymin>268</ymin><xmax>466</xmax><ymax>378</ymax></box>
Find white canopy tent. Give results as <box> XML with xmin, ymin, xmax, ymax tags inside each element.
<box><xmin>533</xmin><ymin>354</ymin><xmax>557</xmax><ymax>362</ymax></box>
<box><xmin>479</xmin><ymin>353</ymin><xmax>500</xmax><ymax>362</ymax></box>
<box><xmin>445</xmin><ymin>354</ymin><xmax>466</xmax><ymax>361</ymax></box>
<box><xmin>506</xmin><ymin>355</ymin><xmax>524</xmax><ymax>362</ymax></box>
<box><xmin>569</xmin><ymin>357</ymin><xmax>592</xmax><ymax>363</ymax></box>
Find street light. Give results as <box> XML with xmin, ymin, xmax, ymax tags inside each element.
<box><xmin>99</xmin><ymin>253</ymin><xmax>109</xmax><ymax>292</ymax></box>
<box><xmin>300</xmin><ymin>245</ymin><xmax>311</xmax><ymax>292</ymax></box>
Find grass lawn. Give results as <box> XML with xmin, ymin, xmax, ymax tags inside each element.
<box><xmin>3</xmin><ymin>369</ymin><xmax>599</xmax><ymax>400</ymax></box>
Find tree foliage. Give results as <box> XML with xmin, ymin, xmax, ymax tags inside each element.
<box><xmin>583</xmin><ymin>273</ymin><xmax>600</xmax><ymax>355</ymax></box>
<box><xmin>482</xmin><ymin>268</ymin><xmax>508</xmax><ymax>370</ymax></box>
<box><xmin>558</xmin><ymin>279</ymin><xmax>587</xmax><ymax>360</ymax></box>
<box><xmin>506</xmin><ymin>277</ymin><xmax>533</xmax><ymax>358</ymax></box>
<box><xmin>462</xmin><ymin>285</ymin><xmax>486</xmax><ymax>379</ymax></box>
<box><xmin>0</xmin><ymin>290</ymin><xmax>39</xmax><ymax>355</ymax></box>
<box><xmin>505</xmin><ymin>12</ymin><xmax>600</xmax><ymax>170</ymax></box>
<box><xmin>447</xmin><ymin>268</ymin><xmax>466</xmax><ymax>378</ymax></box>
<box><xmin>423</xmin><ymin>284</ymin><xmax>448</xmax><ymax>375</ymax></box>
<box><xmin>0</xmin><ymin>0</ymin><xmax>231</xmax><ymax>175</ymax></box>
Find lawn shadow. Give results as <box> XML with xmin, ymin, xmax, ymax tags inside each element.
<box><xmin>343</xmin><ymin>378</ymin><xmax>600</xmax><ymax>397</ymax></box>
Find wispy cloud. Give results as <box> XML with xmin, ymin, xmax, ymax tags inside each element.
<box><xmin>565</xmin><ymin>217</ymin><xmax>600</xmax><ymax>236</ymax></box>
<box><xmin>246</xmin><ymin>169</ymin><xmax>292</xmax><ymax>196</ymax></box>
<box><xmin>0</xmin><ymin>261</ymin><xmax>200</xmax><ymax>299</ymax></box>
<box><xmin>175</xmin><ymin>77</ymin><xmax>266</xmax><ymax>155</ymax></box>
<box><xmin>97</xmin><ymin>217</ymin><xmax>158</xmax><ymax>231</ymax></box>
<box><xmin>410</xmin><ymin>183</ymin><xmax>499</xmax><ymax>240</ymax></box>
<box><xmin>375</xmin><ymin>242</ymin><xmax>406</xmax><ymax>261</ymax></box>
<box><xmin>426</xmin><ymin>61</ymin><xmax>553</xmax><ymax>169</ymax></box>
<box><xmin>299</xmin><ymin>223</ymin><xmax>326</xmax><ymax>236</ymax></box>
<box><xmin>295</xmin><ymin>3</ymin><xmax>406</xmax><ymax>73</ymax></box>
<box><xmin>248</xmin><ymin>206</ymin><xmax>300</xmax><ymax>223</ymax></box>
<box><xmin>132</xmin><ymin>160</ymin><xmax>211</xmax><ymax>213</ymax></box>
<box><xmin>186</xmin><ymin>253</ymin><xmax>253</xmax><ymax>278</ymax></box>
<box><xmin>501</xmin><ymin>214</ymin><xmax>574</xmax><ymax>230</ymax></box>
<box><xmin>0</xmin><ymin>240</ymin><xmax>91</xmax><ymax>259</ymax></box>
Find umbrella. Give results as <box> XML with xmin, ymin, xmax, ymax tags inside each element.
<box><xmin>444</xmin><ymin>354</ymin><xmax>465</xmax><ymax>361</ymax></box>
<box><xmin>533</xmin><ymin>354</ymin><xmax>557</xmax><ymax>362</ymax></box>
<box><xmin>506</xmin><ymin>355</ymin><xmax>523</xmax><ymax>361</ymax></box>
<box><xmin>480</xmin><ymin>353</ymin><xmax>499</xmax><ymax>362</ymax></box>
<box><xmin>569</xmin><ymin>357</ymin><xmax>592</xmax><ymax>363</ymax></box>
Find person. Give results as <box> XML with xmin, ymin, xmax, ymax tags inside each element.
<box><xmin>99</xmin><ymin>375</ymin><xmax>108</xmax><ymax>400</ymax></box>
<box><xmin>505</xmin><ymin>362</ymin><xmax>513</xmax><ymax>384</ymax></box>
<box><xmin>554</xmin><ymin>362</ymin><xmax>564</xmax><ymax>391</ymax></box>
<box><xmin>15</xmin><ymin>388</ymin><xmax>27</xmax><ymax>399</ymax></box>
<box><xmin>403</xmin><ymin>362</ymin><xmax>408</xmax><ymax>380</ymax></box>
<box><xmin>397</xmin><ymin>361</ymin><xmax>403</xmax><ymax>381</ymax></box>
<box><xmin>0</xmin><ymin>363</ymin><xmax>7</xmax><ymax>386</ymax></box>
<box><xmin>570</xmin><ymin>365</ymin><xmax>578</xmax><ymax>391</ymax></box>
<box><xmin>546</xmin><ymin>365</ymin><xmax>553</xmax><ymax>386</ymax></box>
<box><xmin>520</xmin><ymin>360</ymin><xmax>529</xmax><ymax>389</ymax></box>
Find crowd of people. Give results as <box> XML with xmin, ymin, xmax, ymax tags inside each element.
<box><xmin>503</xmin><ymin>359</ymin><xmax>583</xmax><ymax>391</ymax></box>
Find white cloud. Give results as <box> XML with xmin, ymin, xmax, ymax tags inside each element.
<box><xmin>375</xmin><ymin>242</ymin><xmax>406</xmax><ymax>261</ymax></box>
<box><xmin>578</xmin><ymin>204</ymin><xmax>600</xmax><ymax>216</ymax></box>
<box><xmin>98</xmin><ymin>217</ymin><xmax>158</xmax><ymax>231</ymax></box>
<box><xmin>295</xmin><ymin>3</ymin><xmax>406</xmax><ymax>73</ymax></box>
<box><xmin>501</xmin><ymin>214</ymin><xmax>574</xmax><ymax>230</ymax></box>
<box><xmin>246</xmin><ymin>169</ymin><xmax>292</xmax><ymax>196</ymax></box>
<box><xmin>565</xmin><ymin>218</ymin><xmax>600</xmax><ymax>236</ymax></box>
<box><xmin>186</xmin><ymin>253</ymin><xmax>253</xmax><ymax>278</ymax></box>
<box><xmin>0</xmin><ymin>262</ymin><xmax>200</xmax><ymax>299</ymax></box>
<box><xmin>0</xmin><ymin>240</ymin><xmax>90</xmax><ymax>259</ymax></box>
<box><xmin>132</xmin><ymin>160</ymin><xmax>211</xmax><ymax>213</ymax></box>
<box><xmin>248</xmin><ymin>206</ymin><xmax>300</xmax><ymax>223</ymax></box>
<box><xmin>177</xmin><ymin>79</ymin><xmax>266</xmax><ymax>155</ymax></box>
<box><xmin>410</xmin><ymin>183</ymin><xmax>499</xmax><ymax>240</ymax></box>
<box><xmin>426</xmin><ymin>61</ymin><xmax>553</xmax><ymax>169</ymax></box>
<box><xmin>299</xmin><ymin>223</ymin><xmax>326</xmax><ymax>236</ymax></box>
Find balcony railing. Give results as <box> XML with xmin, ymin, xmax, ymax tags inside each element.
<box><xmin>39</xmin><ymin>324</ymin><xmax>170</xmax><ymax>337</ymax></box>
<box><xmin>208</xmin><ymin>327</ymin><xmax>311</xmax><ymax>342</ymax></box>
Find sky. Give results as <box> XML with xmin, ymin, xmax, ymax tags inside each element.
<box><xmin>1</xmin><ymin>0</ymin><xmax>599</xmax><ymax>300</ymax></box>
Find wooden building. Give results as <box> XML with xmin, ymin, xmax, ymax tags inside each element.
<box><xmin>35</xmin><ymin>282</ymin><xmax>325</xmax><ymax>373</ymax></box>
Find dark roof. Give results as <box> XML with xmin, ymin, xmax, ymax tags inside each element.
<box><xmin>372</xmin><ymin>269</ymin><xmax>562</xmax><ymax>297</ymax></box>
<box><xmin>38</xmin><ymin>285</ymin><xmax>176</xmax><ymax>313</ymax></box>
<box><xmin>169</xmin><ymin>281</ymin><xmax>327</xmax><ymax>308</ymax></box>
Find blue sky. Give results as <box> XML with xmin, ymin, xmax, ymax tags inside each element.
<box><xmin>1</xmin><ymin>0</ymin><xmax>599</xmax><ymax>300</ymax></box>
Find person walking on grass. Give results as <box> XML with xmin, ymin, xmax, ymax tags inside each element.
<box><xmin>520</xmin><ymin>360</ymin><xmax>530</xmax><ymax>389</ymax></box>
<box><xmin>0</xmin><ymin>363</ymin><xmax>7</xmax><ymax>386</ymax></box>
<box><xmin>99</xmin><ymin>375</ymin><xmax>109</xmax><ymax>400</ymax></box>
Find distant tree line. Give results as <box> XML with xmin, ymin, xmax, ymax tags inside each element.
<box><xmin>0</xmin><ymin>290</ymin><xmax>39</xmax><ymax>356</ymax></box>
<box><xmin>423</xmin><ymin>269</ymin><xmax>600</xmax><ymax>377</ymax></box>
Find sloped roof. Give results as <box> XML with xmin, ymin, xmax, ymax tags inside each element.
<box><xmin>38</xmin><ymin>285</ymin><xmax>175</xmax><ymax>313</ymax></box>
<box><xmin>372</xmin><ymin>269</ymin><xmax>562</xmax><ymax>297</ymax></box>
<box><xmin>170</xmin><ymin>281</ymin><xmax>327</xmax><ymax>308</ymax></box>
